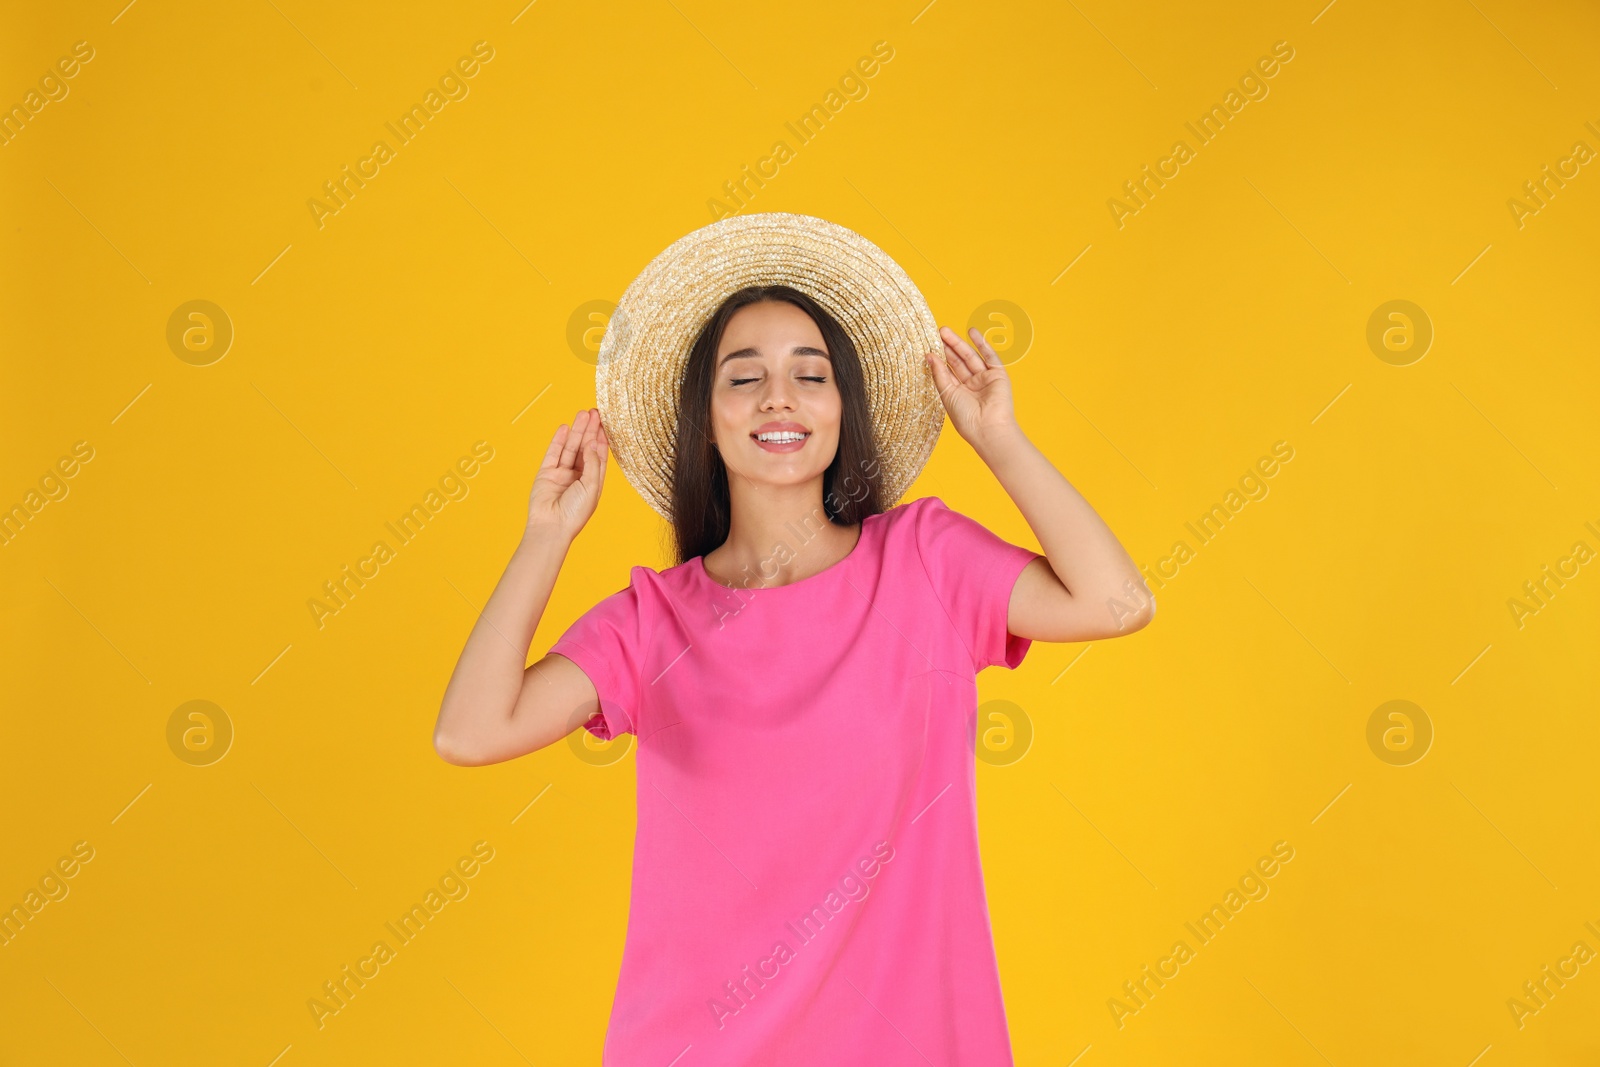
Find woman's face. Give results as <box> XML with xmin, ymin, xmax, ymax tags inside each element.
<box><xmin>708</xmin><ymin>299</ymin><xmax>841</xmax><ymax>495</ymax></box>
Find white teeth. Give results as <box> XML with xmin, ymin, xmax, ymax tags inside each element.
<box><xmin>756</xmin><ymin>431</ymin><xmax>807</xmax><ymax>443</ymax></box>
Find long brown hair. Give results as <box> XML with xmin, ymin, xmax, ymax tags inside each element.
<box><xmin>670</xmin><ymin>285</ymin><xmax>883</xmax><ymax>565</ymax></box>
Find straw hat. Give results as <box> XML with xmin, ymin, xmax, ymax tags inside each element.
<box><xmin>594</xmin><ymin>212</ymin><xmax>946</xmax><ymax>522</ymax></box>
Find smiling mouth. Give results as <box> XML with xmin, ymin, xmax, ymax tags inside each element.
<box><xmin>752</xmin><ymin>431</ymin><xmax>810</xmax><ymax>443</ymax></box>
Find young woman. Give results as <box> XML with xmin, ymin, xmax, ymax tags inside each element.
<box><xmin>434</xmin><ymin>220</ymin><xmax>1153</xmax><ymax>1065</ymax></box>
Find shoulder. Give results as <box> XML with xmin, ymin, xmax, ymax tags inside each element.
<box><xmin>616</xmin><ymin>558</ymin><xmax>715</xmax><ymax>616</ymax></box>
<box><xmin>886</xmin><ymin>496</ymin><xmax>1036</xmax><ymax>581</ymax></box>
<box><xmin>873</xmin><ymin>496</ymin><xmax>1001</xmax><ymax>571</ymax></box>
<box><xmin>574</xmin><ymin>560</ymin><xmax>692</xmax><ymax>617</ymax></box>
<box><xmin>875</xmin><ymin>495</ymin><xmax>967</xmax><ymax>543</ymax></box>
<box><xmin>875</xmin><ymin>494</ymin><xmax>946</xmax><ymax>530</ymax></box>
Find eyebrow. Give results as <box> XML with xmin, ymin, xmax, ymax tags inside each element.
<box><xmin>718</xmin><ymin>345</ymin><xmax>831</xmax><ymax>368</ymax></box>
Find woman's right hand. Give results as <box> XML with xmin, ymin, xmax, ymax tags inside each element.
<box><xmin>526</xmin><ymin>407</ymin><xmax>609</xmax><ymax>541</ymax></box>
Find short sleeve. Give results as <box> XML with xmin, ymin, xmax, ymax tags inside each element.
<box><xmin>546</xmin><ymin>569</ymin><xmax>654</xmax><ymax>740</ymax></box>
<box><xmin>910</xmin><ymin>497</ymin><xmax>1044</xmax><ymax>672</ymax></box>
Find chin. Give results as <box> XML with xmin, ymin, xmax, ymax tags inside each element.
<box><xmin>728</xmin><ymin>465</ymin><xmax>829</xmax><ymax>490</ymax></box>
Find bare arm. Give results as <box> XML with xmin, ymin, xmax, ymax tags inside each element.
<box><xmin>433</xmin><ymin>408</ymin><xmax>612</xmax><ymax>766</ymax></box>
<box><xmin>925</xmin><ymin>326</ymin><xmax>1154</xmax><ymax>644</ymax></box>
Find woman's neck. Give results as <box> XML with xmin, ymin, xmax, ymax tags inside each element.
<box><xmin>703</xmin><ymin>481</ymin><xmax>861</xmax><ymax>588</ymax></box>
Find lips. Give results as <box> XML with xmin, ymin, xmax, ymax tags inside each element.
<box><xmin>751</xmin><ymin>422</ymin><xmax>810</xmax><ymax>452</ymax></box>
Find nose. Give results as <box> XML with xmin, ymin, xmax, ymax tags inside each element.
<box><xmin>758</xmin><ymin>375</ymin><xmax>796</xmax><ymax>412</ymax></box>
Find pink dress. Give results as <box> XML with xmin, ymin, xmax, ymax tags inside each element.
<box><xmin>549</xmin><ymin>495</ymin><xmax>1043</xmax><ymax>1065</ymax></box>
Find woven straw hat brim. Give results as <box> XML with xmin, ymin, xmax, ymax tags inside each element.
<box><xmin>596</xmin><ymin>212</ymin><xmax>945</xmax><ymax>522</ymax></box>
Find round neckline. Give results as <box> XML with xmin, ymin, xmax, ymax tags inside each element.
<box><xmin>696</xmin><ymin>514</ymin><xmax>875</xmax><ymax>594</ymax></box>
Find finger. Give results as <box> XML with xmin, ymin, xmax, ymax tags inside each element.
<box><xmin>576</xmin><ymin>406</ymin><xmax>599</xmax><ymax>463</ymax></box>
<box><xmin>578</xmin><ymin>433</ymin><xmax>608</xmax><ymax>498</ymax></box>
<box><xmin>940</xmin><ymin>336</ymin><xmax>976</xmax><ymax>385</ymax></box>
<box><xmin>967</xmin><ymin>326</ymin><xmax>1004</xmax><ymax>368</ymax></box>
<box><xmin>938</xmin><ymin>332</ymin><xmax>977</xmax><ymax>384</ymax></box>
<box><xmin>939</xmin><ymin>326</ymin><xmax>986</xmax><ymax>376</ymax></box>
<box><xmin>924</xmin><ymin>350</ymin><xmax>959</xmax><ymax>408</ymax></box>
<box><xmin>589</xmin><ymin>433</ymin><xmax>608</xmax><ymax>485</ymax></box>
<box><xmin>579</xmin><ymin>404</ymin><xmax>598</xmax><ymax>454</ymax></box>
<box><xmin>540</xmin><ymin>423</ymin><xmax>571</xmax><ymax>471</ymax></box>
<box><xmin>559</xmin><ymin>409</ymin><xmax>588</xmax><ymax>469</ymax></box>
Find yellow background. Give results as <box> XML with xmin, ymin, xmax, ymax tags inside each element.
<box><xmin>4</xmin><ymin>0</ymin><xmax>1598</xmax><ymax>1063</ymax></box>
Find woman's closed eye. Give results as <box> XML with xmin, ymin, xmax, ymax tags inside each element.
<box><xmin>730</xmin><ymin>375</ymin><xmax>829</xmax><ymax>385</ymax></box>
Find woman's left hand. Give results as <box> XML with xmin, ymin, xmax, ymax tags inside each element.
<box><xmin>925</xmin><ymin>325</ymin><xmax>1021</xmax><ymax>455</ymax></box>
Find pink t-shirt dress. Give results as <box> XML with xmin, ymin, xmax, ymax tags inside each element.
<box><xmin>549</xmin><ymin>494</ymin><xmax>1043</xmax><ymax>1065</ymax></box>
